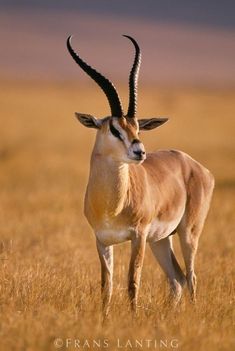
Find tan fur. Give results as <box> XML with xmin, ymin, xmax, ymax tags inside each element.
<box><xmin>82</xmin><ymin>117</ymin><xmax>214</xmax><ymax>314</ymax></box>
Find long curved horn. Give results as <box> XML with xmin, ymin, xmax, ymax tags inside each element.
<box><xmin>67</xmin><ymin>36</ymin><xmax>123</xmax><ymax>117</ymax></box>
<box><xmin>123</xmin><ymin>35</ymin><xmax>141</xmax><ymax>118</ymax></box>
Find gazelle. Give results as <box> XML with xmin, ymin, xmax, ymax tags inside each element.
<box><xmin>67</xmin><ymin>35</ymin><xmax>214</xmax><ymax>314</ymax></box>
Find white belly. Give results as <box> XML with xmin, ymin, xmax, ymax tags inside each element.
<box><xmin>147</xmin><ymin>216</ymin><xmax>182</xmax><ymax>242</ymax></box>
<box><xmin>95</xmin><ymin>210</ymin><xmax>184</xmax><ymax>245</ymax></box>
<box><xmin>96</xmin><ymin>228</ymin><xmax>132</xmax><ymax>246</ymax></box>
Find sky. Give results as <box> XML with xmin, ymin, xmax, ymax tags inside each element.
<box><xmin>1</xmin><ymin>0</ymin><xmax>235</xmax><ymax>29</ymax></box>
<box><xmin>1</xmin><ymin>1</ymin><xmax>235</xmax><ymax>85</ymax></box>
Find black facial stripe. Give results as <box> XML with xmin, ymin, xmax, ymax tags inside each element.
<box><xmin>109</xmin><ymin>122</ymin><xmax>123</xmax><ymax>141</ymax></box>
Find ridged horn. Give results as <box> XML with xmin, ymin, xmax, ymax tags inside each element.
<box><xmin>67</xmin><ymin>36</ymin><xmax>123</xmax><ymax>117</ymax></box>
<box><xmin>123</xmin><ymin>35</ymin><xmax>141</xmax><ymax>118</ymax></box>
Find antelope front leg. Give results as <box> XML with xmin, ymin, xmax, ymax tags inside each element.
<box><xmin>96</xmin><ymin>239</ymin><xmax>113</xmax><ymax>317</ymax></box>
<box><xmin>128</xmin><ymin>235</ymin><xmax>146</xmax><ymax>312</ymax></box>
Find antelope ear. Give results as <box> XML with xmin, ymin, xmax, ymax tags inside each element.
<box><xmin>138</xmin><ymin>117</ymin><xmax>169</xmax><ymax>130</ymax></box>
<box><xmin>75</xmin><ymin>113</ymin><xmax>102</xmax><ymax>129</ymax></box>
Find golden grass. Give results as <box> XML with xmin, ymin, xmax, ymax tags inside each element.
<box><xmin>0</xmin><ymin>80</ymin><xmax>234</xmax><ymax>350</ymax></box>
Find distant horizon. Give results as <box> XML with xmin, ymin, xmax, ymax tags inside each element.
<box><xmin>1</xmin><ymin>8</ymin><xmax>235</xmax><ymax>86</ymax></box>
<box><xmin>2</xmin><ymin>0</ymin><xmax>235</xmax><ymax>30</ymax></box>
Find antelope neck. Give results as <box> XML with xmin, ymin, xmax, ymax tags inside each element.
<box><xmin>88</xmin><ymin>153</ymin><xmax>130</xmax><ymax>216</ymax></box>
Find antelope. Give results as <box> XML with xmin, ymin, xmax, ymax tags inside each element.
<box><xmin>66</xmin><ymin>35</ymin><xmax>214</xmax><ymax>315</ymax></box>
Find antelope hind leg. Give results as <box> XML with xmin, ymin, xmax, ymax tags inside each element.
<box><xmin>149</xmin><ymin>236</ymin><xmax>186</xmax><ymax>304</ymax></box>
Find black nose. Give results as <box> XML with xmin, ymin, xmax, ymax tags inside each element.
<box><xmin>133</xmin><ymin>150</ymin><xmax>146</xmax><ymax>157</ymax></box>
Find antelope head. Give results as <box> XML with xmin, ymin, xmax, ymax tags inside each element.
<box><xmin>67</xmin><ymin>35</ymin><xmax>168</xmax><ymax>164</ymax></box>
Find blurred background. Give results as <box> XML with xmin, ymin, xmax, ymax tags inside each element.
<box><xmin>1</xmin><ymin>0</ymin><xmax>235</xmax><ymax>84</ymax></box>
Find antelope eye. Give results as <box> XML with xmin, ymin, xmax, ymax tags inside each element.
<box><xmin>109</xmin><ymin>122</ymin><xmax>123</xmax><ymax>141</ymax></box>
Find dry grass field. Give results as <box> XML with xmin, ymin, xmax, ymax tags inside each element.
<box><xmin>0</xmin><ymin>80</ymin><xmax>234</xmax><ymax>351</ymax></box>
